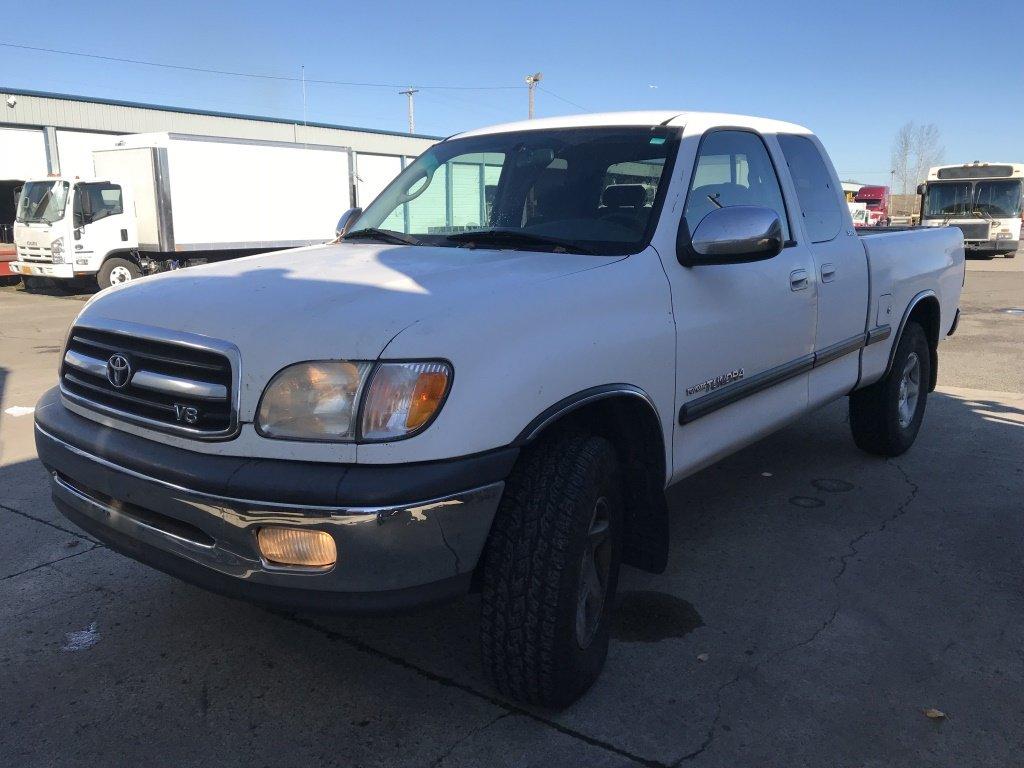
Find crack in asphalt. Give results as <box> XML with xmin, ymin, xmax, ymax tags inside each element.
<box><xmin>277</xmin><ymin>612</ymin><xmax>665</xmax><ymax>768</ymax></box>
<box><xmin>673</xmin><ymin>460</ymin><xmax>921</xmax><ymax>765</ymax></box>
<box><xmin>431</xmin><ymin>711</ymin><xmax>514</xmax><ymax>767</ymax></box>
<box><xmin>1</xmin><ymin>543</ymin><xmax>102</xmax><ymax>581</ymax></box>
<box><xmin>0</xmin><ymin>500</ymin><xmax>100</xmax><ymax>544</ymax></box>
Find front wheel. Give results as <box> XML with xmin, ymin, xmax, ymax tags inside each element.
<box><xmin>480</xmin><ymin>432</ymin><xmax>623</xmax><ymax>708</ymax></box>
<box><xmin>849</xmin><ymin>321</ymin><xmax>930</xmax><ymax>456</ymax></box>
<box><xmin>96</xmin><ymin>257</ymin><xmax>141</xmax><ymax>289</ymax></box>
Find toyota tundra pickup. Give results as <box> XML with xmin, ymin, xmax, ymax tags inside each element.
<box><xmin>34</xmin><ymin>112</ymin><xmax>964</xmax><ymax>708</ymax></box>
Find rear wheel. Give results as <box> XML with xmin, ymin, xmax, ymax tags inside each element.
<box><xmin>849</xmin><ymin>321</ymin><xmax>930</xmax><ymax>456</ymax></box>
<box><xmin>96</xmin><ymin>258</ymin><xmax>141</xmax><ymax>289</ymax></box>
<box><xmin>480</xmin><ymin>431</ymin><xmax>623</xmax><ymax>708</ymax></box>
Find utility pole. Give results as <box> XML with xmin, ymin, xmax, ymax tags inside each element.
<box><xmin>525</xmin><ymin>72</ymin><xmax>542</xmax><ymax>119</ymax></box>
<box><xmin>400</xmin><ymin>87</ymin><xmax>418</xmax><ymax>134</ymax></box>
<box><xmin>301</xmin><ymin>66</ymin><xmax>307</xmax><ymax>128</ymax></box>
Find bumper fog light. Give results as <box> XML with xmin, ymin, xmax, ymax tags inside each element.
<box><xmin>257</xmin><ymin>527</ymin><xmax>337</xmax><ymax>568</ymax></box>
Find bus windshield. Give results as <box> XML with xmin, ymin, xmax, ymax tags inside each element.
<box><xmin>973</xmin><ymin>180</ymin><xmax>1022</xmax><ymax>217</ymax></box>
<box><xmin>924</xmin><ymin>183</ymin><xmax>971</xmax><ymax>218</ymax></box>
<box><xmin>16</xmin><ymin>181</ymin><xmax>71</xmax><ymax>224</ymax></box>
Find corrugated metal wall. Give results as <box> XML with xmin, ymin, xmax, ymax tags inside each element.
<box><xmin>0</xmin><ymin>88</ymin><xmax>437</xmax><ymax>158</ymax></box>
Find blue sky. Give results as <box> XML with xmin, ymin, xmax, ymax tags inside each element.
<box><xmin>2</xmin><ymin>0</ymin><xmax>1021</xmax><ymax>185</ymax></box>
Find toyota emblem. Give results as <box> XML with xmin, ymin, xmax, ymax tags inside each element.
<box><xmin>106</xmin><ymin>354</ymin><xmax>132</xmax><ymax>388</ymax></box>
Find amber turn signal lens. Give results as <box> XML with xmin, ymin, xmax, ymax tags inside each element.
<box><xmin>257</xmin><ymin>527</ymin><xmax>337</xmax><ymax>568</ymax></box>
<box><xmin>360</xmin><ymin>361</ymin><xmax>452</xmax><ymax>441</ymax></box>
<box><xmin>407</xmin><ymin>371</ymin><xmax>449</xmax><ymax>430</ymax></box>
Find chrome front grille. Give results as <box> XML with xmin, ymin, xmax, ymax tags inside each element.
<box><xmin>60</xmin><ymin>325</ymin><xmax>237</xmax><ymax>439</ymax></box>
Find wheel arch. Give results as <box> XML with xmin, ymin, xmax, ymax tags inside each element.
<box><xmin>513</xmin><ymin>384</ymin><xmax>670</xmax><ymax>574</ymax></box>
<box><xmin>888</xmin><ymin>291</ymin><xmax>940</xmax><ymax>392</ymax></box>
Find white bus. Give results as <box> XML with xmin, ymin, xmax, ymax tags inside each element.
<box><xmin>919</xmin><ymin>162</ymin><xmax>1022</xmax><ymax>257</ymax></box>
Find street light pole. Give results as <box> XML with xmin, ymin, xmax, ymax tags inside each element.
<box><xmin>400</xmin><ymin>87</ymin><xmax>418</xmax><ymax>134</ymax></box>
<box><xmin>525</xmin><ymin>72</ymin><xmax>542</xmax><ymax>119</ymax></box>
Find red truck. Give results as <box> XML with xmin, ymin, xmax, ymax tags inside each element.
<box><xmin>854</xmin><ymin>185</ymin><xmax>890</xmax><ymax>227</ymax></box>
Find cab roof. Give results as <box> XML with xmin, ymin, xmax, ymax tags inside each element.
<box><xmin>450</xmin><ymin>111</ymin><xmax>813</xmax><ymax>139</ymax></box>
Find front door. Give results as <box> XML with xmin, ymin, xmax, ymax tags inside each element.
<box><xmin>72</xmin><ymin>182</ymin><xmax>127</xmax><ymax>269</ymax></box>
<box><xmin>659</xmin><ymin>128</ymin><xmax>818</xmax><ymax>482</ymax></box>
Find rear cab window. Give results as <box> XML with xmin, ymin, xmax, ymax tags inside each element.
<box><xmin>777</xmin><ymin>135</ymin><xmax>844</xmax><ymax>243</ymax></box>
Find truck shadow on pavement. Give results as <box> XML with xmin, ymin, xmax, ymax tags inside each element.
<box><xmin>3</xmin><ymin>393</ymin><xmax>1023</xmax><ymax>766</ymax></box>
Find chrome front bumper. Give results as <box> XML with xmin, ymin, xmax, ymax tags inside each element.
<box><xmin>36</xmin><ymin>416</ymin><xmax>507</xmax><ymax>612</ymax></box>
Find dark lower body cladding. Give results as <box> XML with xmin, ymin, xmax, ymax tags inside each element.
<box><xmin>34</xmin><ymin>388</ymin><xmax>516</xmax><ymax>613</ymax></box>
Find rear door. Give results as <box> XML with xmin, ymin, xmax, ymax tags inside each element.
<box><xmin>777</xmin><ymin>135</ymin><xmax>869</xmax><ymax>407</ymax></box>
<box><xmin>661</xmin><ymin>127</ymin><xmax>818</xmax><ymax>480</ymax></box>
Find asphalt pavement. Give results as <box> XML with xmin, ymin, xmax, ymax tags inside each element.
<box><xmin>1</xmin><ymin>252</ymin><xmax>1022</xmax><ymax>767</ymax></box>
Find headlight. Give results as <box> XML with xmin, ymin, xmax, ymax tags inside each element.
<box><xmin>360</xmin><ymin>361</ymin><xmax>452</xmax><ymax>441</ymax></box>
<box><xmin>50</xmin><ymin>237</ymin><xmax>64</xmax><ymax>262</ymax></box>
<box><xmin>256</xmin><ymin>360</ymin><xmax>451</xmax><ymax>442</ymax></box>
<box><xmin>256</xmin><ymin>361</ymin><xmax>371</xmax><ymax>441</ymax></box>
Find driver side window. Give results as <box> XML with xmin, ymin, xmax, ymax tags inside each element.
<box><xmin>683</xmin><ymin>130</ymin><xmax>790</xmax><ymax>242</ymax></box>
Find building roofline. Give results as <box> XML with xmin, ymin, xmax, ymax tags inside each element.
<box><xmin>0</xmin><ymin>85</ymin><xmax>443</xmax><ymax>141</ymax></box>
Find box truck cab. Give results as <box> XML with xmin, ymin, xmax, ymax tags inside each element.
<box><xmin>12</xmin><ymin>176</ymin><xmax>140</xmax><ymax>288</ymax></box>
<box><xmin>919</xmin><ymin>162</ymin><xmax>1023</xmax><ymax>257</ymax></box>
<box><xmin>12</xmin><ymin>132</ymin><xmax>353</xmax><ymax>289</ymax></box>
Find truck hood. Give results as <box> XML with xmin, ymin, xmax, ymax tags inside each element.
<box><xmin>14</xmin><ymin>221</ymin><xmax>62</xmax><ymax>247</ymax></box>
<box><xmin>79</xmin><ymin>241</ymin><xmax>617</xmax><ymax>414</ymax></box>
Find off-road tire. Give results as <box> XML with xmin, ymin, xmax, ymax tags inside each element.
<box><xmin>849</xmin><ymin>321</ymin><xmax>930</xmax><ymax>456</ymax></box>
<box><xmin>480</xmin><ymin>432</ymin><xmax>623</xmax><ymax>708</ymax></box>
<box><xmin>97</xmin><ymin>257</ymin><xmax>141</xmax><ymax>289</ymax></box>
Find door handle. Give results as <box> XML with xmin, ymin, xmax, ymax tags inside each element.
<box><xmin>790</xmin><ymin>269</ymin><xmax>809</xmax><ymax>291</ymax></box>
<box><xmin>821</xmin><ymin>263</ymin><xmax>836</xmax><ymax>283</ymax></box>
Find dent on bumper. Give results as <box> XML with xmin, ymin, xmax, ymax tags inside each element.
<box><xmin>36</xmin><ymin>420</ymin><xmax>506</xmax><ymax>613</ymax></box>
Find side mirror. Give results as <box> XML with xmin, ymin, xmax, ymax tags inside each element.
<box><xmin>677</xmin><ymin>205</ymin><xmax>784</xmax><ymax>267</ymax></box>
<box><xmin>916</xmin><ymin>183</ymin><xmax>926</xmax><ymax>196</ymax></box>
<box><xmin>335</xmin><ymin>207</ymin><xmax>363</xmax><ymax>238</ymax></box>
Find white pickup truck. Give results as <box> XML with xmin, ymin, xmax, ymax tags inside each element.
<box><xmin>35</xmin><ymin>111</ymin><xmax>964</xmax><ymax>708</ymax></box>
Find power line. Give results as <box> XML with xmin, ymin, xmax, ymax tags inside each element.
<box><xmin>537</xmin><ymin>85</ymin><xmax>588</xmax><ymax>112</ymax></box>
<box><xmin>0</xmin><ymin>42</ymin><xmax>523</xmax><ymax>91</ymax></box>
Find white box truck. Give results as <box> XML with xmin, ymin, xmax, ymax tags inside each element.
<box><xmin>11</xmin><ymin>133</ymin><xmax>352</xmax><ymax>289</ymax></box>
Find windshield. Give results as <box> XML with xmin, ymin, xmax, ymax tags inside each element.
<box><xmin>349</xmin><ymin>126</ymin><xmax>680</xmax><ymax>255</ymax></box>
<box><xmin>924</xmin><ymin>182</ymin><xmax>971</xmax><ymax>218</ymax></box>
<box><xmin>973</xmin><ymin>180</ymin><xmax>1022</xmax><ymax>217</ymax></box>
<box><xmin>16</xmin><ymin>181</ymin><xmax>70</xmax><ymax>224</ymax></box>
<box><xmin>924</xmin><ymin>179</ymin><xmax>1024</xmax><ymax>219</ymax></box>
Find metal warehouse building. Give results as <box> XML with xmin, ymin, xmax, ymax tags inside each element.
<box><xmin>0</xmin><ymin>86</ymin><xmax>438</xmax><ymax>243</ymax></box>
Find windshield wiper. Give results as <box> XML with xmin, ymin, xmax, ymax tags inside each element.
<box><xmin>445</xmin><ymin>229</ymin><xmax>594</xmax><ymax>255</ymax></box>
<box><xmin>343</xmin><ymin>228</ymin><xmax>423</xmax><ymax>246</ymax></box>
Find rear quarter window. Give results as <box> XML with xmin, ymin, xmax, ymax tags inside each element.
<box><xmin>778</xmin><ymin>134</ymin><xmax>843</xmax><ymax>243</ymax></box>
